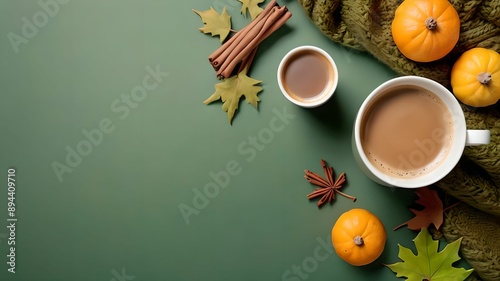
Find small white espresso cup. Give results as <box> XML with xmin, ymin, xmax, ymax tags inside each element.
<box><xmin>277</xmin><ymin>46</ymin><xmax>338</xmax><ymax>108</ymax></box>
<box><xmin>352</xmin><ymin>76</ymin><xmax>490</xmax><ymax>188</ymax></box>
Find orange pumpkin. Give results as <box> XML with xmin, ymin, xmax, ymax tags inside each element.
<box><xmin>451</xmin><ymin>48</ymin><xmax>500</xmax><ymax>107</ymax></box>
<box><xmin>331</xmin><ymin>208</ymin><xmax>386</xmax><ymax>266</ymax></box>
<box><xmin>391</xmin><ymin>0</ymin><xmax>460</xmax><ymax>62</ymax></box>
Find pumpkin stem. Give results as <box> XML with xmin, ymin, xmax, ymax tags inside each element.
<box><xmin>425</xmin><ymin>17</ymin><xmax>437</xmax><ymax>30</ymax></box>
<box><xmin>477</xmin><ymin>72</ymin><xmax>492</xmax><ymax>85</ymax></box>
<box><xmin>353</xmin><ymin>235</ymin><xmax>364</xmax><ymax>246</ymax></box>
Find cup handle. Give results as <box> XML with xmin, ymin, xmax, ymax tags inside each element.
<box><xmin>466</xmin><ymin>130</ymin><xmax>490</xmax><ymax>146</ymax></box>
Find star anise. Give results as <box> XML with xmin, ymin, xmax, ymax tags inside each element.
<box><xmin>304</xmin><ymin>159</ymin><xmax>356</xmax><ymax>207</ymax></box>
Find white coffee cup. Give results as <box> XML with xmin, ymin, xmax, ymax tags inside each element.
<box><xmin>352</xmin><ymin>76</ymin><xmax>490</xmax><ymax>188</ymax></box>
<box><xmin>277</xmin><ymin>45</ymin><xmax>338</xmax><ymax>108</ymax></box>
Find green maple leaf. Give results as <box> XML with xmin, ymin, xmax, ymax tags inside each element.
<box><xmin>239</xmin><ymin>0</ymin><xmax>264</xmax><ymax>20</ymax></box>
<box><xmin>387</xmin><ymin>228</ymin><xmax>473</xmax><ymax>281</ymax></box>
<box><xmin>204</xmin><ymin>66</ymin><xmax>262</xmax><ymax>124</ymax></box>
<box><xmin>193</xmin><ymin>7</ymin><xmax>231</xmax><ymax>42</ymax></box>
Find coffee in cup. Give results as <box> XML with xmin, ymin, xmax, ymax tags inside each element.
<box><xmin>360</xmin><ymin>85</ymin><xmax>453</xmax><ymax>178</ymax></box>
<box><xmin>277</xmin><ymin>46</ymin><xmax>338</xmax><ymax>108</ymax></box>
<box><xmin>352</xmin><ymin>76</ymin><xmax>490</xmax><ymax>188</ymax></box>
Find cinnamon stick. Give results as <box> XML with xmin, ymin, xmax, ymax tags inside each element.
<box><xmin>238</xmin><ymin>46</ymin><xmax>258</xmax><ymax>74</ymax></box>
<box><xmin>215</xmin><ymin>7</ymin><xmax>277</xmax><ymax>76</ymax></box>
<box><xmin>254</xmin><ymin>10</ymin><xmax>291</xmax><ymax>41</ymax></box>
<box><xmin>223</xmin><ymin>8</ymin><xmax>291</xmax><ymax>78</ymax></box>
<box><xmin>207</xmin><ymin>0</ymin><xmax>291</xmax><ymax>79</ymax></box>
<box><xmin>208</xmin><ymin>0</ymin><xmax>278</xmax><ymax>67</ymax></box>
<box><xmin>217</xmin><ymin>6</ymin><xmax>289</xmax><ymax>79</ymax></box>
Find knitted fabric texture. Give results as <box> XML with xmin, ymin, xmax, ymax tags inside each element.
<box><xmin>442</xmin><ymin>202</ymin><xmax>500</xmax><ymax>281</ymax></box>
<box><xmin>297</xmin><ymin>0</ymin><xmax>500</xmax><ymax>86</ymax></box>
<box><xmin>296</xmin><ymin>0</ymin><xmax>500</xmax><ymax>280</ymax></box>
<box><xmin>437</xmin><ymin>108</ymin><xmax>500</xmax><ymax>217</ymax></box>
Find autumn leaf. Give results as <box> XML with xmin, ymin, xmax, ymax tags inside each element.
<box><xmin>204</xmin><ymin>66</ymin><xmax>262</xmax><ymax>124</ymax></box>
<box><xmin>193</xmin><ymin>7</ymin><xmax>231</xmax><ymax>42</ymax></box>
<box><xmin>394</xmin><ymin>187</ymin><xmax>444</xmax><ymax>231</ymax></box>
<box><xmin>387</xmin><ymin>228</ymin><xmax>473</xmax><ymax>281</ymax></box>
<box><xmin>239</xmin><ymin>0</ymin><xmax>264</xmax><ymax>20</ymax></box>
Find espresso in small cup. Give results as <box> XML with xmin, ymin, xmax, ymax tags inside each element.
<box><xmin>277</xmin><ymin>46</ymin><xmax>338</xmax><ymax>108</ymax></box>
<box><xmin>361</xmin><ymin>85</ymin><xmax>453</xmax><ymax>178</ymax></box>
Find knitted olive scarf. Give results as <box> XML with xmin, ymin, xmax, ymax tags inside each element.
<box><xmin>296</xmin><ymin>0</ymin><xmax>500</xmax><ymax>280</ymax></box>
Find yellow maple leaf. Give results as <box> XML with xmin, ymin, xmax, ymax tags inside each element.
<box><xmin>193</xmin><ymin>7</ymin><xmax>231</xmax><ymax>42</ymax></box>
<box><xmin>203</xmin><ymin>66</ymin><xmax>262</xmax><ymax>124</ymax></box>
<box><xmin>239</xmin><ymin>0</ymin><xmax>264</xmax><ymax>20</ymax></box>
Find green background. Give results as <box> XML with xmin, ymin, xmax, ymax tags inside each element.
<box><xmin>0</xmin><ymin>0</ymin><xmax>463</xmax><ymax>280</ymax></box>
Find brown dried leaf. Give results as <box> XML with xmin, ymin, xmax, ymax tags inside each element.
<box><xmin>394</xmin><ymin>187</ymin><xmax>444</xmax><ymax>231</ymax></box>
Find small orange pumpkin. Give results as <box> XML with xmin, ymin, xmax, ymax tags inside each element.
<box><xmin>451</xmin><ymin>48</ymin><xmax>500</xmax><ymax>107</ymax></box>
<box><xmin>331</xmin><ymin>208</ymin><xmax>386</xmax><ymax>266</ymax></box>
<box><xmin>391</xmin><ymin>0</ymin><xmax>460</xmax><ymax>62</ymax></box>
